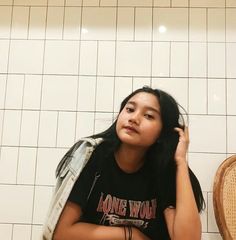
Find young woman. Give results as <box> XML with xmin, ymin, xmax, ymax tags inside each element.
<box><xmin>43</xmin><ymin>86</ymin><xmax>205</xmax><ymax>240</ymax></box>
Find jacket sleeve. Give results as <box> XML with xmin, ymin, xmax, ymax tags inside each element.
<box><xmin>41</xmin><ymin>139</ymin><xmax>92</xmax><ymax>240</ymax></box>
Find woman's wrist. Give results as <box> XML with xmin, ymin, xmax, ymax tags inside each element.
<box><xmin>123</xmin><ymin>226</ymin><xmax>133</xmax><ymax>240</ymax></box>
<box><xmin>175</xmin><ymin>158</ymin><xmax>188</xmax><ymax>168</ymax></box>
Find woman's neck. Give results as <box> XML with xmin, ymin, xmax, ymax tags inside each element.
<box><xmin>114</xmin><ymin>144</ymin><xmax>147</xmax><ymax>173</ymax></box>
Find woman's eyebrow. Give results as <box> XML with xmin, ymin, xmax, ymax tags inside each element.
<box><xmin>127</xmin><ymin>101</ymin><xmax>160</xmax><ymax>114</ymax></box>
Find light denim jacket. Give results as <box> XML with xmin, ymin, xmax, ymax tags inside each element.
<box><xmin>42</xmin><ymin>137</ymin><xmax>104</xmax><ymax>240</ymax></box>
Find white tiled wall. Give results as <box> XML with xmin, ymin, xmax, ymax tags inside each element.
<box><xmin>0</xmin><ymin>1</ymin><xmax>235</xmax><ymax>240</ymax></box>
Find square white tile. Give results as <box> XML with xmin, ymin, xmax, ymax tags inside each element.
<box><xmin>0</xmin><ymin>40</ymin><xmax>9</xmax><ymax>73</ymax></box>
<box><xmin>38</xmin><ymin>111</ymin><xmax>58</xmax><ymax>147</ymax></box>
<box><xmin>189</xmin><ymin>8</ymin><xmax>207</xmax><ymax>41</ymax></box>
<box><xmin>170</xmin><ymin>42</ymin><xmax>188</xmax><ymax>77</ymax></box>
<box><xmin>0</xmin><ymin>6</ymin><xmax>12</xmax><ymax>38</ymax></box>
<box><xmin>208</xmin><ymin>43</ymin><xmax>225</xmax><ymax>78</ymax></box>
<box><xmin>133</xmin><ymin>78</ymin><xmax>151</xmax><ymax>91</ymax></box>
<box><xmin>65</xmin><ymin>0</ymin><xmax>82</xmax><ymax>6</ymax></box>
<box><xmin>48</xmin><ymin>0</ymin><xmax>65</xmax><ymax>6</ymax></box>
<box><xmin>5</xmin><ymin>75</ymin><xmax>24</xmax><ymax>109</ymax></box>
<box><xmin>45</xmin><ymin>7</ymin><xmax>64</xmax><ymax>39</ymax></box>
<box><xmin>0</xmin><ymin>224</ymin><xmax>12</xmax><ymax>240</ymax></box>
<box><xmin>208</xmin><ymin>9</ymin><xmax>225</xmax><ymax>42</ymax></box>
<box><xmin>23</xmin><ymin>75</ymin><xmax>42</xmax><ymax>110</ymax></box>
<box><xmin>153</xmin><ymin>0</ymin><xmax>170</xmax><ymax>7</ymax></box>
<box><xmin>33</xmin><ymin>186</ymin><xmax>53</xmax><ymax>224</ymax></box>
<box><xmin>96</xmin><ymin>77</ymin><xmax>114</xmax><ymax>112</ymax></box>
<box><xmin>189</xmin><ymin>115</ymin><xmax>226</xmax><ymax>153</ymax></box>
<box><xmin>77</xmin><ymin>76</ymin><xmax>96</xmax><ymax>111</ymax></box>
<box><xmin>208</xmin><ymin>78</ymin><xmax>226</xmax><ymax>115</ymax></box>
<box><xmin>114</xmin><ymin>77</ymin><xmax>133</xmax><ymax>112</ymax></box>
<box><xmin>227</xmin><ymin>116</ymin><xmax>236</xmax><ymax>153</ymax></box>
<box><xmin>202</xmin><ymin>233</ymin><xmax>222</xmax><ymax>240</ymax></box>
<box><xmin>100</xmin><ymin>0</ymin><xmax>117</xmax><ymax>6</ymax></box>
<box><xmin>2</xmin><ymin>110</ymin><xmax>21</xmax><ymax>146</ymax></box>
<box><xmin>118</xmin><ymin>0</ymin><xmax>152</xmax><ymax>7</ymax></box>
<box><xmin>81</xmin><ymin>7</ymin><xmax>116</xmax><ymax>40</ymax></box>
<box><xmin>189</xmin><ymin>153</ymin><xmax>226</xmax><ymax>192</ymax></box>
<box><xmin>152</xmin><ymin>77</ymin><xmax>188</xmax><ymax>111</ymax></box>
<box><xmin>116</xmin><ymin>42</ymin><xmax>151</xmax><ymax>77</ymax></box>
<box><xmin>134</xmin><ymin>8</ymin><xmax>152</xmax><ymax>41</ymax></box>
<box><xmin>28</xmin><ymin>7</ymin><xmax>47</xmax><ymax>39</ymax></box>
<box><xmin>36</xmin><ymin>148</ymin><xmax>65</xmax><ymax>185</ymax></box>
<box><xmin>83</xmin><ymin>0</ymin><xmax>99</xmax><ymax>6</ymax></box>
<box><xmin>32</xmin><ymin>225</ymin><xmax>43</xmax><ymax>240</ymax></box>
<box><xmin>17</xmin><ymin>147</ymin><xmax>37</xmax><ymax>184</ymax></box>
<box><xmin>63</xmin><ymin>7</ymin><xmax>81</xmax><ymax>40</ymax></box>
<box><xmin>152</xmin><ymin>42</ymin><xmax>170</xmax><ymax>77</ymax></box>
<box><xmin>0</xmin><ymin>185</ymin><xmax>34</xmax><ymax>223</ymax></box>
<box><xmin>11</xmin><ymin>6</ymin><xmax>29</xmax><ymax>39</ymax></box>
<box><xmin>94</xmin><ymin>112</ymin><xmax>113</xmax><ymax>134</ymax></box>
<box><xmin>20</xmin><ymin>111</ymin><xmax>40</xmax><ymax>147</ymax></box>
<box><xmin>200</xmin><ymin>192</ymin><xmax>208</xmax><ymax>232</ymax></box>
<box><xmin>97</xmin><ymin>41</ymin><xmax>116</xmax><ymax>76</ymax></box>
<box><xmin>153</xmin><ymin>8</ymin><xmax>188</xmax><ymax>41</ymax></box>
<box><xmin>208</xmin><ymin>192</ymin><xmax>220</xmax><ymax>232</ymax></box>
<box><xmin>227</xmin><ymin>78</ymin><xmax>236</xmax><ymax>115</ymax></box>
<box><xmin>0</xmin><ymin>110</ymin><xmax>3</xmax><ymax>146</ymax></box>
<box><xmin>189</xmin><ymin>78</ymin><xmax>207</xmax><ymax>114</ymax></box>
<box><xmin>226</xmin><ymin>9</ymin><xmax>236</xmax><ymax>42</ymax></box>
<box><xmin>57</xmin><ymin>111</ymin><xmax>76</xmax><ymax>148</ymax></box>
<box><xmin>79</xmin><ymin>41</ymin><xmax>98</xmax><ymax>75</ymax></box>
<box><xmin>12</xmin><ymin>225</ymin><xmax>31</xmax><ymax>240</ymax></box>
<box><xmin>0</xmin><ymin>75</ymin><xmax>6</xmax><ymax>109</ymax></box>
<box><xmin>226</xmin><ymin>0</ymin><xmax>236</xmax><ymax>7</ymax></box>
<box><xmin>41</xmin><ymin>75</ymin><xmax>78</xmax><ymax>111</ymax></box>
<box><xmin>14</xmin><ymin>0</ymin><xmax>47</xmax><ymax>5</ymax></box>
<box><xmin>172</xmin><ymin>0</ymin><xmax>188</xmax><ymax>7</ymax></box>
<box><xmin>226</xmin><ymin>43</ymin><xmax>236</xmax><ymax>78</ymax></box>
<box><xmin>0</xmin><ymin>147</ymin><xmax>18</xmax><ymax>184</ymax></box>
<box><xmin>9</xmin><ymin>40</ymin><xmax>44</xmax><ymax>74</ymax></box>
<box><xmin>189</xmin><ymin>42</ymin><xmax>207</xmax><ymax>78</ymax></box>
<box><xmin>44</xmin><ymin>40</ymin><xmax>80</xmax><ymax>74</ymax></box>
<box><xmin>76</xmin><ymin>112</ymin><xmax>95</xmax><ymax>139</ymax></box>
<box><xmin>190</xmin><ymin>0</ymin><xmax>225</xmax><ymax>7</ymax></box>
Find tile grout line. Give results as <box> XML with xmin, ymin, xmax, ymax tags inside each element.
<box><xmin>74</xmin><ymin>3</ymin><xmax>83</xmax><ymax>142</ymax></box>
<box><xmin>0</xmin><ymin>0</ymin><xmax>14</xmax><ymax>182</ymax></box>
<box><xmin>29</xmin><ymin>0</ymin><xmax>49</xmax><ymax>238</ymax></box>
<box><xmin>112</xmin><ymin>0</ymin><xmax>118</xmax><ymax>122</ymax></box>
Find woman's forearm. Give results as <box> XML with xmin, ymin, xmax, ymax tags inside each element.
<box><xmin>53</xmin><ymin>222</ymin><xmax>150</xmax><ymax>240</ymax></box>
<box><xmin>53</xmin><ymin>222</ymin><xmax>124</xmax><ymax>240</ymax></box>
<box><xmin>172</xmin><ymin>160</ymin><xmax>201</xmax><ymax>240</ymax></box>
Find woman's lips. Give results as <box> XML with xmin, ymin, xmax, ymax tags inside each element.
<box><xmin>124</xmin><ymin>126</ymin><xmax>138</xmax><ymax>133</ymax></box>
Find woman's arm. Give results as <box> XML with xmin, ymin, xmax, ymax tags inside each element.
<box><xmin>53</xmin><ymin>201</ymin><xmax>150</xmax><ymax>240</ymax></box>
<box><xmin>164</xmin><ymin>127</ymin><xmax>201</xmax><ymax>240</ymax></box>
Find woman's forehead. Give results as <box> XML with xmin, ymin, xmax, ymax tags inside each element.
<box><xmin>127</xmin><ymin>92</ymin><xmax>161</xmax><ymax>112</ymax></box>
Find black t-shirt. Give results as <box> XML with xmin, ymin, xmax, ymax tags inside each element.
<box><xmin>68</xmin><ymin>144</ymin><xmax>173</xmax><ymax>239</ymax></box>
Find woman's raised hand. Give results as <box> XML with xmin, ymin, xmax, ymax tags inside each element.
<box><xmin>174</xmin><ymin>126</ymin><xmax>189</xmax><ymax>166</ymax></box>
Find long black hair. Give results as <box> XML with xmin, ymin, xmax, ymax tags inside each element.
<box><xmin>91</xmin><ymin>86</ymin><xmax>205</xmax><ymax>212</ymax></box>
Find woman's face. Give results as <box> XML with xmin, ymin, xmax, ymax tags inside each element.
<box><xmin>116</xmin><ymin>92</ymin><xmax>163</xmax><ymax>149</ymax></box>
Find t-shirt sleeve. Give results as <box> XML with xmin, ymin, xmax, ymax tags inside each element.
<box><xmin>67</xmin><ymin>153</ymin><xmax>97</xmax><ymax>211</ymax></box>
<box><xmin>159</xmin><ymin>166</ymin><xmax>202</xmax><ymax>212</ymax></box>
<box><xmin>158</xmin><ymin>166</ymin><xmax>176</xmax><ymax>212</ymax></box>
<box><xmin>160</xmin><ymin>181</ymin><xmax>176</xmax><ymax>211</ymax></box>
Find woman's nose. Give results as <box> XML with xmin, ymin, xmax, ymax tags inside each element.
<box><xmin>128</xmin><ymin>112</ymin><xmax>140</xmax><ymax>124</ymax></box>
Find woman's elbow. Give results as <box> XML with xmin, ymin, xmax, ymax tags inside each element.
<box><xmin>53</xmin><ymin>226</ymin><xmax>67</xmax><ymax>240</ymax></box>
<box><xmin>172</xmin><ymin>221</ymin><xmax>202</xmax><ymax>240</ymax></box>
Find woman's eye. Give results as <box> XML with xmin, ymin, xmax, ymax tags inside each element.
<box><xmin>145</xmin><ymin>114</ymin><xmax>154</xmax><ymax>119</ymax></box>
<box><xmin>126</xmin><ymin>107</ymin><xmax>134</xmax><ymax>112</ymax></box>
